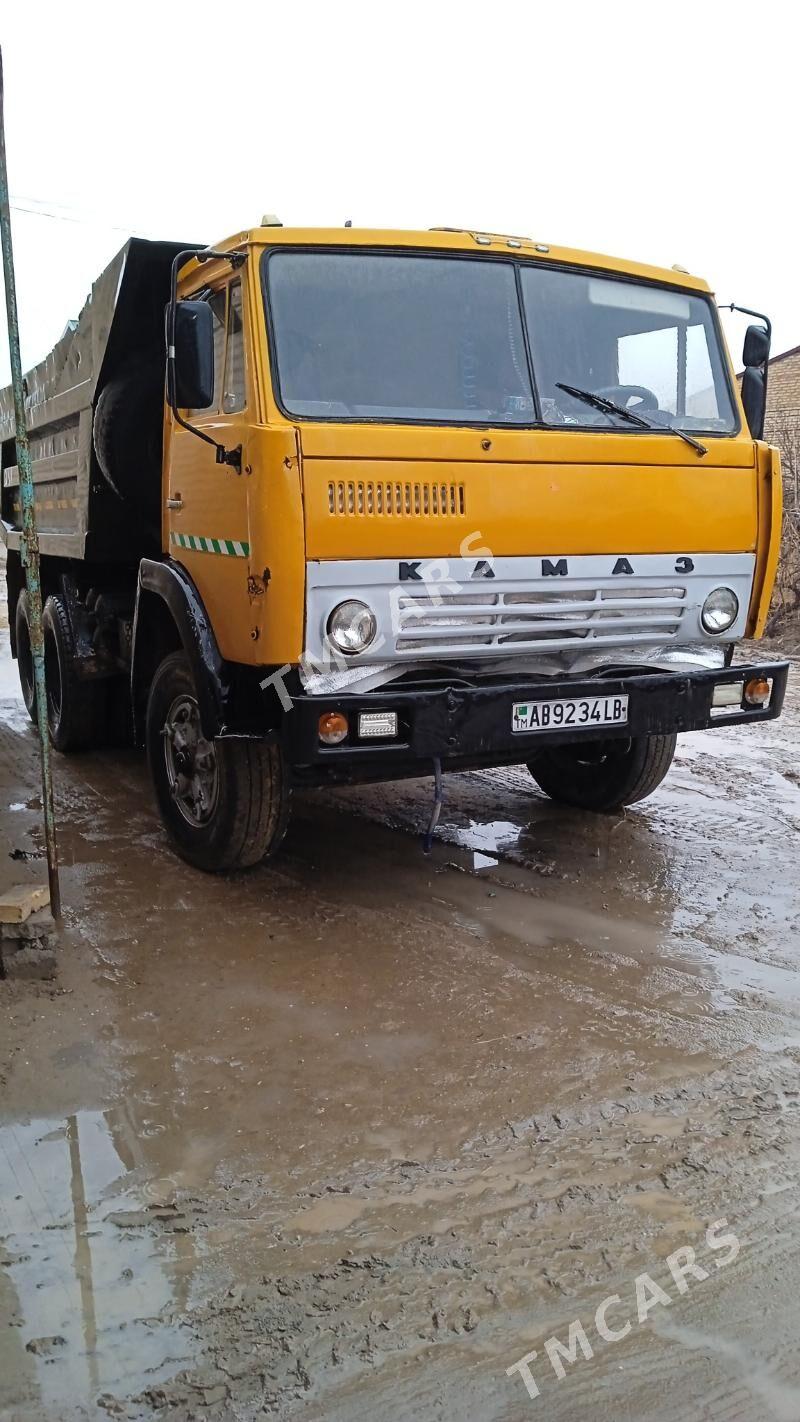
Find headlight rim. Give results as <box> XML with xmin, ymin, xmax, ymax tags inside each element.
<box><xmin>326</xmin><ymin>599</ymin><xmax>378</xmax><ymax>656</ymax></box>
<box><xmin>701</xmin><ymin>586</ymin><xmax>739</xmax><ymax>635</ymax></box>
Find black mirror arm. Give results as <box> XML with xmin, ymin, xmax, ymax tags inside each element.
<box><xmin>166</xmin><ymin>246</ymin><xmax>248</xmax><ymax>473</ymax></box>
<box><xmin>719</xmin><ymin>302</ymin><xmax>772</xmax><ymax>346</ymax></box>
<box><xmin>169</xmin><ymin>403</ymin><xmax>242</xmax><ymax>471</ymax></box>
<box><xmin>719</xmin><ymin>302</ymin><xmax>772</xmax><ymax>432</ymax></box>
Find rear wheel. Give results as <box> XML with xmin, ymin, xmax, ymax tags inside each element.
<box><xmin>41</xmin><ymin>595</ymin><xmax>103</xmax><ymax>751</ymax></box>
<box><xmin>528</xmin><ymin>733</ymin><xmax>677</xmax><ymax>812</ymax></box>
<box><xmin>14</xmin><ymin>589</ymin><xmax>37</xmax><ymax>724</ymax></box>
<box><xmin>145</xmin><ymin>652</ymin><xmax>291</xmax><ymax>872</ymax></box>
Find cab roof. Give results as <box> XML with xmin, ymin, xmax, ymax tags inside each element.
<box><xmin>189</xmin><ymin>226</ymin><xmax>712</xmax><ymax>295</ymax></box>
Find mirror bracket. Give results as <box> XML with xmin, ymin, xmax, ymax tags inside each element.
<box><xmin>216</xmin><ymin>443</ymin><xmax>243</xmax><ymax>472</ymax></box>
<box><xmin>718</xmin><ymin>302</ymin><xmax>772</xmax><ymax>441</ymax></box>
<box><xmin>198</xmin><ymin>248</ymin><xmax>247</xmax><ymax>271</ymax></box>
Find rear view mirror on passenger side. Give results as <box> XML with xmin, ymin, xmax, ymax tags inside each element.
<box><xmin>741</xmin><ymin>323</ymin><xmax>771</xmax><ymax>440</ymax></box>
<box><xmin>165</xmin><ymin>247</ymin><xmax>244</xmax><ymax>470</ymax></box>
<box><xmin>172</xmin><ymin>300</ymin><xmax>215</xmax><ymax>409</ymax></box>
<box><xmin>742</xmin><ymin>323</ymin><xmax>770</xmax><ymax>370</ymax></box>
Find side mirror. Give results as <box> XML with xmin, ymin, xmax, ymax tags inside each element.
<box><xmin>165</xmin><ymin>246</ymin><xmax>243</xmax><ymax>471</ymax></box>
<box><xmin>741</xmin><ymin>323</ymin><xmax>770</xmax><ymax>440</ymax></box>
<box><xmin>172</xmin><ymin>300</ymin><xmax>215</xmax><ymax>409</ymax></box>
<box><xmin>742</xmin><ymin>323</ymin><xmax>770</xmax><ymax>369</ymax></box>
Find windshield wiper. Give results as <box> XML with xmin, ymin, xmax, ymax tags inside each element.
<box><xmin>555</xmin><ymin>382</ymin><xmax>707</xmax><ymax>457</ymax></box>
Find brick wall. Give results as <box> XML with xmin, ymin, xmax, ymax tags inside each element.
<box><xmin>737</xmin><ymin>346</ymin><xmax>800</xmax><ymax>410</ymax></box>
<box><xmin>764</xmin><ymin>346</ymin><xmax>800</xmax><ymax>419</ymax></box>
<box><xmin>747</xmin><ymin>347</ymin><xmax>800</xmax><ymax>626</ymax></box>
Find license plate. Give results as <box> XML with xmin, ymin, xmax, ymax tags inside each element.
<box><xmin>512</xmin><ymin>694</ymin><xmax>629</xmax><ymax>733</ymax></box>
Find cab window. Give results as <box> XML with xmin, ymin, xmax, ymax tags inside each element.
<box><xmin>223</xmin><ymin>281</ymin><xmax>246</xmax><ymax>413</ymax></box>
<box><xmin>189</xmin><ymin>288</ymin><xmax>226</xmax><ymax>416</ymax></box>
<box><xmin>188</xmin><ymin>280</ymin><xmax>246</xmax><ymax>415</ymax></box>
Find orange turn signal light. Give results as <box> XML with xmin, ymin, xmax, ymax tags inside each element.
<box><xmin>744</xmin><ymin>676</ymin><xmax>771</xmax><ymax>707</ymax></box>
<box><xmin>318</xmin><ymin>711</ymin><xmax>349</xmax><ymax>745</ymax></box>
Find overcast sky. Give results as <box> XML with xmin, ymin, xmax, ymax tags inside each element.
<box><xmin>1</xmin><ymin>0</ymin><xmax>796</xmax><ymax>387</ymax></box>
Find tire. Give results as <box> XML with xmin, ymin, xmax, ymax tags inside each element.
<box><xmin>14</xmin><ymin>589</ymin><xmax>37</xmax><ymax>725</ymax></box>
<box><xmin>146</xmin><ymin>652</ymin><xmax>291</xmax><ymax>872</ymax></box>
<box><xmin>528</xmin><ymin>733</ymin><xmax>677</xmax><ymax>812</ymax></box>
<box><xmin>92</xmin><ymin>359</ymin><xmax>164</xmax><ymax>524</ymax></box>
<box><xmin>41</xmin><ymin>595</ymin><xmax>103</xmax><ymax>752</ymax></box>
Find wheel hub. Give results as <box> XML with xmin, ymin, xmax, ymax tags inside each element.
<box><xmin>162</xmin><ymin>694</ymin><xmax>219</xmax><ymax>828</ymax></box>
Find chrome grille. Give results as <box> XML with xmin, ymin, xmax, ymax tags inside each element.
<box><xmin>395</xmin><ymin>583</ymin><xmax>687</xmax><ymax>654</ymax></box>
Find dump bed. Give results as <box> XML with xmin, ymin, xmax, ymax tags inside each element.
<box><xmin>0</xmin><ymin>238</ymin><xmax>189</xmax><ymax>562</ymax></box>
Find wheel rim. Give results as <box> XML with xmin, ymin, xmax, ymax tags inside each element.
<box><xmin>162</xmin><ymin>693</ymin><xmax>219</xmax><ymax>828</ymax></box>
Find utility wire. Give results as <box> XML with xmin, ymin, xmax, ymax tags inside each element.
<box><xmin>10</xmin><ymin>194</ymin><xmax>144</xmax><ymax>236</ymax></box>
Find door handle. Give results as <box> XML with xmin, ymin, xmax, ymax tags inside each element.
<box><xmin>166</xmin><ymin>495</ymin><xmax>183</xmax><ymax>510</ymax></box>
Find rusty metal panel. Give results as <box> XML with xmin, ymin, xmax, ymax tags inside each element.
<box><xmin>0</xmin><ymin>245</ymin><xmax>128</xmax><ymax>555</ymax></box>
<box><xmin>0</xmin><ymin>246</ymin><xmax>127</xmax><ymax>439</ymax></box>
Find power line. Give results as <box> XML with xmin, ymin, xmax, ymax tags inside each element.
<box><xmin>10</xmin><ymin>195</ymin><xmax>143</xmax><ymax>236</ymax></box>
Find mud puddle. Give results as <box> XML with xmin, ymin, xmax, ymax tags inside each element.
<box><xmin>2</xmin><ymin>634</ymin><xmax>800</xmax><ymax>1419</ymax></box>
<box><xmin>0</xmin><ymin>1111</ymin><xmax>198</xmax><ymax>1417</ymax></box>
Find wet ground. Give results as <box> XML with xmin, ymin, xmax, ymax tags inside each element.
<box><xmin>2</xmin><ymin>620</ymin><xmax>800</xmax><ymax>1421</ymax></box>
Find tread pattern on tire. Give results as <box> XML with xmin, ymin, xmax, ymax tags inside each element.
<box><xmin>14</xmin><ymin>589</ymin><xmax>37</xmax><ymax>724</ymax></box>
<box><xmin>146</xmin><ymin>652</ymin><xmax>291</xmax><ymax>872</ymax></box>
<box><xmin>42</xmin><ymin>594</ymin><xmax>103</xmax><ymax>752</ymax></box>
<box><xmin>529</xmin><ymin>732</ymin><xmax>677</xmax><ymax>812</ymax></box>
<box><xmin>92</xmin><ymin>361</ymin><xmax>163</xmax><ymax>525</ymax></box>
<box><xmin>621</xmin><ymin>733</ymin><xmax>677</xmax><ymax>806</ymax></box>
<box><xmin>223</xmin><ymin>737</ymin><xmax>292</xmax><ymax>870</ymax></box>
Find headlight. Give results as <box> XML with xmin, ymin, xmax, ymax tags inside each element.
<box><xmin>327</xmin><ymin>600</ymin><xmax>377</xmax><ymax>654</ymax></box>
<box><xmin>701</xmin><ymin>587</ymin><xmax>739</xmax><ymax>634</ymax></box>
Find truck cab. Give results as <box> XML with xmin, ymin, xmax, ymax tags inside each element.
<box><xmin>1</xmin><ymin>226</ymin><xmax>786</xmax><ymax>871</ymax></box>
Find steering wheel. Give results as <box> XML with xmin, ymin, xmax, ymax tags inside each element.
<box><xmin>595</xmin><ymin>384</ymin><xmax>659</xmax><ymax>411</ymax></box>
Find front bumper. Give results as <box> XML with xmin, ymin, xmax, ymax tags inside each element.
<box><xmin>285</xmin><ymin>660</ymin><xmax>789</xmax><ymax>782</ymax></box>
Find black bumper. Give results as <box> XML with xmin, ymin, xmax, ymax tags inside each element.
<box><xmin>285</xmin><ymin>661</ymin><xmax>789</xmax><ymax>783</ymax></box>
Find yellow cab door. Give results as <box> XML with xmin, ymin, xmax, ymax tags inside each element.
<box><xmin>164</xmin><ymin>273</ymin><xmax>254</xmax><ymax>664</ymax></box>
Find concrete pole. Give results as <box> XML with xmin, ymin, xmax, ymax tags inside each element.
<box><xmin>0</xmin><ymin>48</ymin><xmax>61</xmax><ymax>919</ymax></box>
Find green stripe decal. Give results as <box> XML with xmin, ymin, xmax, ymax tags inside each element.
<box><xmin>170</xmin><ymin>532</ymin><xmax>250</xmax><ymax>558</ymax></box>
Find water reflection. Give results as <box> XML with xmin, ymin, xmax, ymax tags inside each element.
<box><xmin>450</xmin><ymin>817</ymin><xmax>524</xmax><ymax>855</ymax></box>
<box><xmin>0</xmin><ymin>1109</ymin><xmax>197</xmax><ymax>1414</ymax></box>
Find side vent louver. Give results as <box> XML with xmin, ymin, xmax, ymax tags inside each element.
<box><xmin>328</xmin><ymin>480</ymin><xmax>466</xmax><ymax>517</ymax></box>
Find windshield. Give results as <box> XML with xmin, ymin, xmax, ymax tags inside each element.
<box><xmin>520</xmin><ymin>267</ymin><xmax>736</xmax><ymax>433</ymax></box>
<box><xmin>264</xmin><ymin>250</ymin><xmax>736</xmax><ymax>434</ymax></box>
<box><xmin>266</xmin><ymin>251</ymin><xmax>534</xmax><ymax>424</ymax></box>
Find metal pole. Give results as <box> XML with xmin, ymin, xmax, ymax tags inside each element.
<box><xmin>0</xmin><ymin>48</ymin><xmax>61</xmax><ymax>919</ymax></box>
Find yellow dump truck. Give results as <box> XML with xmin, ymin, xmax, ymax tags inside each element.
<box><xmin>0</xmin><ymin>224</ymin><xmax>787</xmax><ymax>870</ymax></box>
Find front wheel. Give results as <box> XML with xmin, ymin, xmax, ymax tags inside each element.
<box><xmin>145</xmin><ymin>652</ymin><xmax>291</xmax><ymax>872</ymax></box>
<box><xmin>527</xmin><ymin>733</ymin><xmax>677</xmax><ymax>812</ymax></box>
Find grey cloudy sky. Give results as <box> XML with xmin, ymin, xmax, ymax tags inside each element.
<box><xmin>1</xmin><ymin>0</ymin><xmax>796</xmax><ymax>386</ymax></box>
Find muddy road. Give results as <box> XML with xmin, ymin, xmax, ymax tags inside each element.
<box><xmin>2</xmin><ymin>627</ymin><xmax>800</xmax><ymax>1421</ymax></box>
